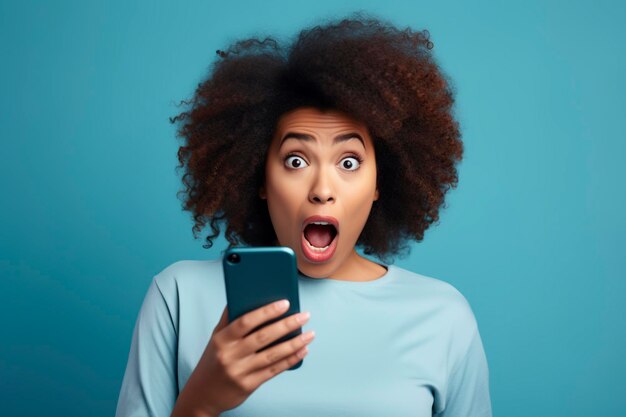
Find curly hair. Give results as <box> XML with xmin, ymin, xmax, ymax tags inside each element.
<box><xmin>170</xmin><ymin>13</ymin><xmax>463</xmax><ymax>264</ymax></box>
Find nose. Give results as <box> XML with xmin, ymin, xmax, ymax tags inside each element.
<box><xmin>308</xmin><ymin>168</ymin><xmax>335</xmax><ymax>204</ymax></box>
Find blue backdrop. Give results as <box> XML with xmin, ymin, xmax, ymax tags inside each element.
<box><xmin>1</xmin><ymin>1</ymin><xmax>624</xmax><ymax>416</ymax></box>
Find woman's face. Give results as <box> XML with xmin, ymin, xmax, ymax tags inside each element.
<box><xmin>260</xmin><ymin>107</ymin><xmax>379</xmax><ymax>279</ymax></box>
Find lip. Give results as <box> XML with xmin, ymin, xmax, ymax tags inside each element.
<box><xmin>301</xmin><ymin>215</ymin><xmax>339</xmax><ymax>263</ymax></box>
<box><xmin>301</xmin><ymin>232</ymin><xmax>338</xmax><ymax>263</ymax></box>
<box><xmin>301</xmin><ymin>215</ymin><xmax>339</xmax><ymax>233</ymax></box>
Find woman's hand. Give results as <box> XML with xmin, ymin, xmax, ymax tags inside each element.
<box><xmin>170</xmin><ymin>300</ymin><xmax>315</xmax><ymax>417</ymax></box>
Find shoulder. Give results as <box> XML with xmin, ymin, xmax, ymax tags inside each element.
<box><xmin>153</xmin><ymin>258</ymin><xmax>223</xmax><ymax>284</ymax></box>
<box><xmin>391</xmin><ymin>265</ymin><xmax>476</xmax><ymax>311</ymax></box>
<box><xmin>151</xmin><ymin>258</ymin><xmax>225</xmax><ymax>304</ymax></box>
<box><xmin>391</xmin><ymin>265</ymin><xmax>480</xmax><ymax>347</ymax></box>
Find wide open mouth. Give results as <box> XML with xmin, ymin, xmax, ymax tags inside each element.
<box><xmin>303</xmin><ymin>223</ymin><xmax>338</xmax><ymax>249</ymax></box>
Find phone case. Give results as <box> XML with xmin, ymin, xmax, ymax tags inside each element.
<box><xmin>222</xmin><ymin>246</ymin><xmax>304</xmax><ymax>370</ymax></box>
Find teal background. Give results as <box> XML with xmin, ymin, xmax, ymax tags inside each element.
<box><xmin>1</xmin><ymin>0</ymin><xmax>624</xmax><ymax>416</ymax></box>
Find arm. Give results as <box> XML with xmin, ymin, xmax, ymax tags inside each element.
<box><xmin>114</xmin><ymin>277</ymin><xmax>179</xmax><ymax>417</ymax></box>
<box><xmin>435</xmin><ymin>329</ymin><xmax>492</xmax><ymax>417</ymax></box>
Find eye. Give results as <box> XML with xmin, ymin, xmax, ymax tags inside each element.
<box><xmin>284</xmin><ymin>155</ymin><xmax>309</xmax><ymax>169</ymax></box>
<box><xmin>339</xmin><ymin>156</ymin><xmax>362</xmax><ymax>171</ymax></box>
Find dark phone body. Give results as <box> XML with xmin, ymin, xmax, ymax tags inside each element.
<box><xmin>222</xmin><ymin>246</ymin><xmax>304</xmax><ymax>370</ymax></box>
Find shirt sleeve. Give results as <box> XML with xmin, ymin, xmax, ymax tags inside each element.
<box><xmin>115</xmin><ymin>277</ymin><xmax>179</xmax><ymax>417</ymax></box>
<box><xmin>435</xmin><ymin>328</ymin><xmax>492</xmax><ymax>417</ymax></box>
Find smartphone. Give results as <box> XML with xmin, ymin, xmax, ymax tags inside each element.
<box><xmin>222</xmin><ymin>246</ymin><xmax>304</xmax><ymax>370</ymax></box>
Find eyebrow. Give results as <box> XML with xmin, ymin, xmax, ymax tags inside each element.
<box><xmin>279</xmin><ymin>132</ymin><xmax>366</xmax><ymax>149</ymax></box>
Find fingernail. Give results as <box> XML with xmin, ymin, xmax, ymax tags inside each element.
<box><xmin>275</xmin><ymin>299</ymin><xmax>289</xmax><ymax>311</ymax></box>
<box><xmin>301</xmin><ymin>330</ymin><xmax>315</xmax><ymax>342</ymax></box>
<box><xmin>297</xmin><ymin>311</ymin><xmax>311</xmax><ymax>324</ymax></box>
<box><xmin>297</xmin><ymin>346</ymin><xmax>309</xmax><ymax>358</ymax></box>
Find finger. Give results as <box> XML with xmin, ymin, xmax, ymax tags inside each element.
<box><xmin>224</xmin><ymin>299</ymin><xmax>291</xmax><ymax>341</ymax></box>
<box><xmin>243</xmin><ymin>329</ymin><xmax>315</xmax><ymax>374</ymax></box>
<box><xmin>237</xmin><ymin>311</ymin><xmax>310</xmax><ymax>358</ymax></box>
<box><xmin>246</xmin><ymin>345</ymin><xmax>309</xmax><ymax>389</ymax></box>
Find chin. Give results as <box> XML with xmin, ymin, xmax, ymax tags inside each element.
<box><xmin>298</xmin><ymin>265</ymin><xmax>329</xmax><ymax>279</ymax></box>
<box><xmin>281</xmin><ymin>236</ymin><xmax>343</xmax><ymax>278</ymax></box>
<box><xmin>296</xmin><ymin>256</ymin><xmax>337</xmax><ymax>278</ymax></box>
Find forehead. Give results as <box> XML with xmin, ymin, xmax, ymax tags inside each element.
<box><xmin>275</xmin><ymin>107</ymin><xmax>370</xmax><ymax>135</ymax></box>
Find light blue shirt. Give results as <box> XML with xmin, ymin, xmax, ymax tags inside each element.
<box><xmin>115</xmin><ymin>259</ymin><xmax>492</xmax><ymax>416</ymax></box>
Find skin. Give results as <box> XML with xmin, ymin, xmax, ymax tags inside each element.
<box><xmin>172</xmin><ymin>107</ymin><xmax>387</xmax><ymax>417</ymax></box>
<box><xmin>259</xmin><ymin>107</ymin><xmax>387</xmax><ymax>281</ymax></box>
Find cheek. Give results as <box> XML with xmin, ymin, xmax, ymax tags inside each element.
<box><xmin>342</xmin><ymin>174</ymin><xmax>377</xmax><ymax>234</ymax></box>
<box><xmin>265</xmin><ymin>173</ymin><xmax>303</xmax><ymax>233</ymax></box>
<box><xmin>267</xmin><ymin>173</ymin><xmax>299</xmax><ymax>207</ymax></box>
<box><xmin>349</xmin><ymin>169</ymin><xmax>377</xmax><ymax>202</ymax></box>
<box><xmin>352</xmin><ymin>194</ymin><xmax>375</xmax><ymax>226</ymax></box>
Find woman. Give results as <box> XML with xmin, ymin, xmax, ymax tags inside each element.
<box><xmin>115</xmin><ymin>14</ymin><xmax>492</xmax><ymax>417</ymax></box>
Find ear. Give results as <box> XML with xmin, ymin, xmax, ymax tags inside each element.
<box><xmin>259</xmin><ymin>185</ymin><xmax>267</xmax><ymax>200</ymax></box>
<box><xmin>374</xmin><ymin>187</ymin><xmax>379</xmax><ymax>201</ymax></box>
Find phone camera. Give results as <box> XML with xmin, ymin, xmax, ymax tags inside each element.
<box><xmin>227</xmin><ymin>253</ymin><xmax>240</xmax><ymax>264</ymax></box>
